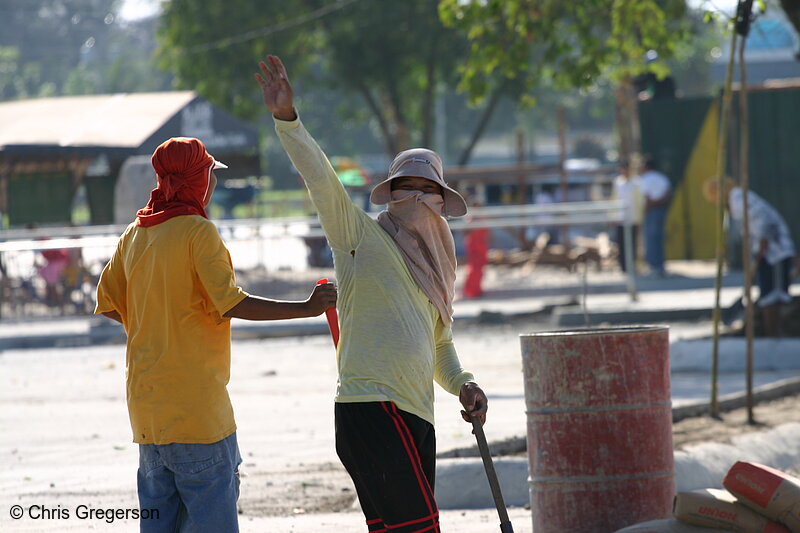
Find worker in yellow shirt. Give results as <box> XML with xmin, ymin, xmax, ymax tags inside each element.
<box><xmin>256</xmin><ymin>55</ymin><xmax>488</xmax><ymax>533</ymax></box>
<box><xmin>95</xmin><ymin>136</ymin><xmax>336</xmax><ymax>533</ymax></box>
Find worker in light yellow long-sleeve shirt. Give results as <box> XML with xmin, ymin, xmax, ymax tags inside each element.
<box><xmin>256</xmin><ymin>55</ymin><xmax>488</xmax><ymax>533</ymax></box>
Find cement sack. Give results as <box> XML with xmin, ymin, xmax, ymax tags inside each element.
<box><xmin>673</xmin><ymin>488</ymin><xmax>790</xmax><ymax>533</ymax></box>
<box><xmin>724</xmin><ymin>461</ymin><xmax>800</xmax><ymax>533</ymax></box>
<box><xmin>613</xmin><ymin>518</ymin><xmax>732</xmax><ymax>532</ymax></box>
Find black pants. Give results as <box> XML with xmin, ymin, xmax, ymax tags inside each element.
<box><xmin>756</xmin><ymin>256</ymin><xmax>792</xmax><ymax>305</ymax></box>
<box><xmin>335</xmin><ymin>401</ymin><xmax>439</xmax><ymax>533</ymax></box>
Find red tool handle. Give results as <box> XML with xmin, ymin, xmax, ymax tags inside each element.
<box><xmin>316</xmin><ymin>278</ymin><xmax>339</xmax><ymax>347</ymax></box>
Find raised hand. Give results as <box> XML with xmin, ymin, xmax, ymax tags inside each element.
<box><xmin>254</xmin><ymin>55</ymin><xmax>297</xmax><ymax>121</ymax></box>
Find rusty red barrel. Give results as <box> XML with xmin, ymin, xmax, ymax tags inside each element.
<box><xmin>521</xmin><ymin>326</ymin><xmax>675</xmax><ymax>533</ymax></box>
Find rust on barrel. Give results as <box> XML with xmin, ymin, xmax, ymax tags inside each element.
<box><xmin>520</xmin><ymin>326</ymin><xmax>675</xmax><ymax>533</ymax></box>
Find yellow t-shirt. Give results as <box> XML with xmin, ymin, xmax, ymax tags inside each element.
<box><xmin>275</xmin><ymin>117</ymin><xmax>474</xmax><ymax>425</ymax></box>
<box><xmin>95</xmin><ymin>215</ymin><xmax>248</xmax><ymax>444</ymax></box>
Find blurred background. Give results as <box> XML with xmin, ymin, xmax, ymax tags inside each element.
<box><xmin>0</xmin><ymin>0</ymin><xmax>799</xmax><ymax>318</ymax></box>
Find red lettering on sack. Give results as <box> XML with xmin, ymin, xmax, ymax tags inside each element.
<box><xmin>724</xmin><ymin>464</ymin><xmax>784</xmax><ymax>508</ymax></box>
<box><xmin>698</xmin><ymin>506</ymin><xmax>737</xmax><ymax>521</ymax></box>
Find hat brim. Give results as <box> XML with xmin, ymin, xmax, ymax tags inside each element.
<box><xmin>370</xmin><ymin>177</ymin><xmax>467</xmax><ymax>218</ymax></box>
<box><xmin>213</xmin><ymin>159</ymin><xmax>228</xmax><ymax>170</ymax></box>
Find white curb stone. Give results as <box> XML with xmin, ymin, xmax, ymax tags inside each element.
<box><xmin>435</xmin><ymin>422</ymin><xmax>800</xmax><ymax>510</ymax></box>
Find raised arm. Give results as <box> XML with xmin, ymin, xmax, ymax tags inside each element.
<box><xmin>255</xmin><ymin>55</ymin><xmax>365</xmax><ymax>252</ymax></box>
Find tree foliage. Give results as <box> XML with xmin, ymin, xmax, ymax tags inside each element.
<box><xmin>307</xmin><ymin>0</ymin><xmax>468</xmax><ymax>154</ymax></box>
<box><xmin>156</xmin><ymin>0</ymin><xmax>308</xmax><ymax>119</ymax></box>
<box><xmin>156</xmin><ymin>0</ymin><xmax>497</xmax><ymax>158</ymax></box>
<box><xmin>0</xmin><ymin>0</ymin><xmax>170</xmax><ymax>100</ymax></box>
<box><xmin>0</xmin><ymin>0</ymin><xmax>115</xmax><ymax>97</ymax></box>
<box><xmin>438</xmin><ymin>0</ymin><xmax>694</xmax><ymax>105</ymax></box>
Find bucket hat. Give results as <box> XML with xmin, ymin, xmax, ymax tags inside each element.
<box><xmin>370</xmin><ymin>148</ymin><xmax>467</xmax><ymax>217</ymax></box>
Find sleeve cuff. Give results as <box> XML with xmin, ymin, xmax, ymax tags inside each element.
<box><xmin>273</xmin><ymin>110</ymin><xmax>302</xmax><ymax>130</ymax></box>
<box><xmin>452</xmin><ymin>372</ymin><xmax>475</xmax><ymax>395</ymax></box>
<box><xmin>217</xmin><ymin>290</ymin><xmax>250</xmax><ymax>323</ymax></box>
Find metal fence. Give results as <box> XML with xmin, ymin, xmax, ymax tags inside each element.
<box><xmin>0</xmin><ymin>200</ymin><xmax>633</xmax><ymax>319</ymax></box>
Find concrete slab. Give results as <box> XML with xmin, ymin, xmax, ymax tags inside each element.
<box><xmin>434</xmin><ymin>422</ymin><xmax>800</xmax><ymax>510</ymax></box>
<box><xmin>553</xmin><ymin>287</ymin><xmax>745</xmax><ymax>326</ymax></box>
<box><xmin>670</xmin><ymin>337</ymin><xmax>800</xmax><ymax>371</ymax></box>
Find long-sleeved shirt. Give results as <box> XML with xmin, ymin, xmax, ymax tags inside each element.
<box><xmin>275</xmin><ymin>116</ymin><xmax>473</xmax><ymax>425</ymax></box>
<box><xmin>729</xmin><ymin>187</ymin><xmax>795</xmax><ymax>265</ymax></box>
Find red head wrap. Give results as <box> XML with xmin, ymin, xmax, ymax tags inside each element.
<box><xmin>135</xmin><ymin>137</ymin><xmax>215</xmax><ymax>227</ymax></box>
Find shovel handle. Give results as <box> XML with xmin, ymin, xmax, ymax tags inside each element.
<box><xmin>471</xmin><ymin>416</ymin><xmax>514</xmax><ymax>532</ymax></box>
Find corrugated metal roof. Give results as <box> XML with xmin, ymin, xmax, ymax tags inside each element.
<box><xmin>0</xmin><ymin>91</ymin><xmax>197</xmax><ymax>149</ymax></box>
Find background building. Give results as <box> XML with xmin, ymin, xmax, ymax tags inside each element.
<box><xmin>0</xmin><ymin>91</ymin><xmax>259</xmax><ymax>227</ymax></box>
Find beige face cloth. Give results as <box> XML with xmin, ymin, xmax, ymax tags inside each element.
<box><xmin>377</xmin><ymin>190</ymin><xmax>457</xmax><ymax>326</ymax></box>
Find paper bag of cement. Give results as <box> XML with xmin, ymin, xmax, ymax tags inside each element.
<box><xmin>613</xmin><ymin>518</ymin><xmax>734</xmax><ymax>532</ymax></box>
<box><xmin>673</xmin><ymin>488</ymin><xmax>790</xmax><ymax>533</ymax></box>
<box><xmin>723</xmin><ymin>461</ymin><xmax>800</xmax><ymax>533</ymax></box>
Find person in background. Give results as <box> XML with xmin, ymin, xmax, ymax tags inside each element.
<box><xmin>38</xmin><ymin>246</ymin><xmax>69</xmax><ymax>308</ymax></box>
<box><xmin>462</xmin><ymin>200</ymin><xmax>490</xmax><ymax>299</ymax></box>
<box><xmin>62</xmin><ymin>247</ymin><xmax>89</xmax><ymax>313</ymax></box>
<box><xmin>639</xmin><ymin>157</ymin><xmax>671</xmax><ymax>277</ymax></box>
<box><xmin>611</xmin><ymin>161</ymin><xmax>644</xmax><ymax>273</ymax></box>
<box><xmin>95</xmin><ymin>136</ymin><xmax>336</xmax><ymax>533</ymax></box>
<box><xmin>256</xmin><ymin>54</ymin><xmax>487</xmax><ymax>533</ymax></box>
<box><xmin>525</xmin><ymin>184</ymin><xmax>558</xmax><ymax>246</ymax></box>
<box><xmin>704</xmin><ymin>178</ymin><xmax>799</xmax><ymax>337</ymax></box>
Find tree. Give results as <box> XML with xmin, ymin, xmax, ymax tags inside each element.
<box><xmin>0</xmin><ymin>1</ymin><xmax>171</xmax><ymax>99</ymax></box>
<box><xmin>102</xmin><ymin>18</ymin><xmax>173</xmax><ymax>94</ymax></box>
<box><xmin>438</xmin><ymin>0</ymin><xmax>695</xmax><ymax>162</ymax></box>
<box><xmin>0</xmin><ymin>47</ymin><xmax>52</xmax><ymax>99</ymax></box>
<box><xmin>0</xmin><ymin>0</ymin><xmax>120</xmax><ymax>97</ymax></box>
<box><xmin>439</xmin><ymin>0</ymin><xmax>691</xmax><ymax>99</ymax></box>
<box><xmin>156</xmin><ymin>0</ymin><xmax>511</xmax><ymax>162</ymax></box>
<box><xmin>307</xmin><ymin>0</ymin><xmax>466</xmax><ymax>154</ymax></box>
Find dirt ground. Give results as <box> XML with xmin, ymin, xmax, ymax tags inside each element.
<box><xmin>237</xmin><ymin>460</ymin><xmax>356</xmax><ymax>517</ymax></box>
<box><xmin>236</xmin><ymin>393</ymin><xmax>800</xmax><ymax>518</ymax></box>
<box><xmin>2</xmin><ymin>258</ymin><xmax>798</xmax><ymax>531</ymax></box>
<box><xmin>4</xmin><ymin>324</ymin><xmax>796</xmax><ymax>527</ymax></box>
<box><xmin>671</xmin><ymin>393</ymin><xmax>800</xmax><ymax>448</ymax></box>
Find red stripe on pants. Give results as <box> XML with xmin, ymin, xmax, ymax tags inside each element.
<box><xmin>380</xmin><ymin>402</ymin><xmax>437</xmax><ymax>522</ymax></box>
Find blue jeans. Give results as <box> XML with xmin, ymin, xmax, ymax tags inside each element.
<box><xmin>137</xmin><ymin>432</ymin><xmax>241</xmax><ymax>533</ymax></box>
<box><xmin>644</xmin><ymin>205</ymin><xmax>667</xmax><ymax>274</ymax></box>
